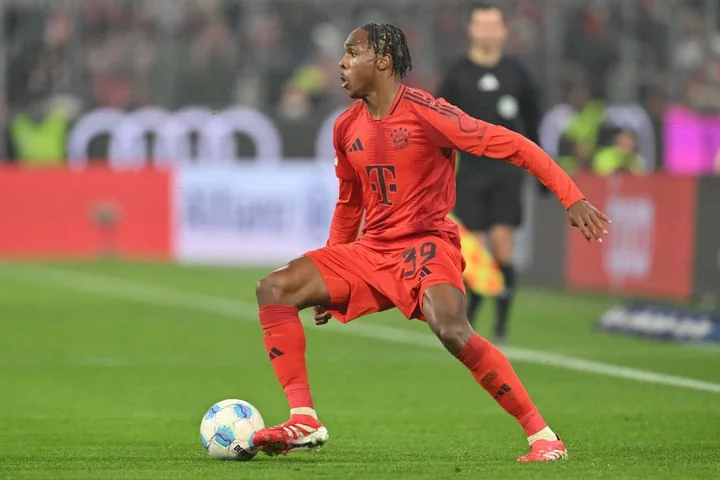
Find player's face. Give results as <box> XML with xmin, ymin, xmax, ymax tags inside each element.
<box><xmin>468</xmin><ymin>8</ymin><xmax>507</xmax><ymax>50</ymax></box>
<box><xmin>339</xmin><ymin>29</ymin><xmax>379</xmax><ymax>99</ymax></box>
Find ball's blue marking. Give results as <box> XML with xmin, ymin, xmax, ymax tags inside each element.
<box><xmin>201</xmin><ymin>434</ymin><xmax>210</xmax><ymax>451</ymax></box>
<box><xmin>215</xmin><ymin>427</ymin><xmax>235</xmax><ymax>447</ymax></box>
<box><xmin>247</xmin><ymin>434</ymin><xmax>255</xmax><ymax>449</ymax></box>
<box><xmin>204</xmin><ymin>404</ymin><xmax>221</xmax><ymax>420</ymax></box>
<box><xmin>233</xmin><ymin>404</ymin><xmax>252</xmax><ymax>419</ymax></box>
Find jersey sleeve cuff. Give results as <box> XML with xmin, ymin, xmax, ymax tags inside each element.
<box><xmin>560</xmin><ymin>189</ymin><xmax>585</xmax><ymax>210</ymax></box>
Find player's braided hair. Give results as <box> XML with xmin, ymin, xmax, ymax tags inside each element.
<box><xmin>360</xmin><ymin>23</ymin><xmax>413</xmax><ymax>78</ymax></box>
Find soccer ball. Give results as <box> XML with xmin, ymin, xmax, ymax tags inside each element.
<box><xmin>200</xmin><ymin>399</ymin><xmax>265</xmax><ymax>461</ymax></box>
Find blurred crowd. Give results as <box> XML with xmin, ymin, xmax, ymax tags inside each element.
<box><xmin>1</xmin><ymin>0</ymin><xmax>719</xmax><ymax>174</ymax></box>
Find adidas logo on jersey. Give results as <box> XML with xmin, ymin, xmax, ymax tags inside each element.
<box><xmin>348</xmin><ymin>138</ymin><xmax>364</xmax><ymax>152</ymax></box>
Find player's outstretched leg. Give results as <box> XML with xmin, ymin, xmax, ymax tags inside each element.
<box><xmin>422</xmin><ymin>284</ymin><xmax>566</xmax><ymax>462</ymax></box>
<box><xmin>252</xmin><ymin>257</ymin><xmax>334</xmax><ymax>455</ymax></box>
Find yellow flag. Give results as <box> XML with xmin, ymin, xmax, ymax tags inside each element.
<box><xmin>448</xmin><ymin>213</ymin><xmax>504</xmax><ymax>297</ymax></box>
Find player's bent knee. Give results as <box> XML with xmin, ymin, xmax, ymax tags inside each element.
<box><xmin>255</xmin><ymin>257</ymin><xmax>332</xmax><ymax>309</ymax></box>
<box><xmin>431</xmin><ymin>317</ymin><xmax>473</xmax><ymax>354</ymax></box>
<box><xmin>256</xmin><ymin>272</ymin><xmax>297</xmax><ymax>306</ymax></box>
<box><xmin>255</xmin><ymin>274</ymin><xmax>279</xmax><ymax>305</ymax></box>
<box><xmin>422</xmin><ymin>285</ymin><xmax>474</xmax><ymax>354</ymax></box>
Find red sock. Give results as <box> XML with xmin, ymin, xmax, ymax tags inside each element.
<box><xmin>456</xmin><ymin>333</ymin><xmax>547</xmax><ymax>437</ymax></box>
<box><xmin>259</xmin><ymin>305</ymin><xmax>314</xmax><ymax>410</ymax></box>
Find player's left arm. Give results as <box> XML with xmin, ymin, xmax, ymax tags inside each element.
<box><xmin>413</xmin><ymin>96</ymin><xmax>611</xmax><ymax>242</ymax></box>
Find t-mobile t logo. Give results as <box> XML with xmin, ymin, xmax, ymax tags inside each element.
<box><xmin>365</xmin><ymin>165</ymin><xmax>397</xmax><ymax>206</ymax></box>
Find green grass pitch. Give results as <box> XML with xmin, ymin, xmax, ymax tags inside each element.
<box><xmin>0</xmin><ymin>261</ymin><xmax>719</xmax><ymax>479</ymax></box>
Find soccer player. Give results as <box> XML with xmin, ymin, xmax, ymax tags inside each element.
<box><xmin>437</xmin><ymin>2</ymin><xmax>542</xmax><ymax>342</ymax></box>
<box><xmin>251</xmin><ymin>23</ymin><xmax>610</xmax><ymax>462</ymax></box>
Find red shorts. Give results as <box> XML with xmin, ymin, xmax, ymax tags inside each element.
<box><xmin>304</xmin><ymin>234</ymin><xmax>466</xmax><ymax>322</ymax></box>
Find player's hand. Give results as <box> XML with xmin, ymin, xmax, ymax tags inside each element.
<box><xmin>567</xmin><ymin>199</ymin><xmax>611</xmax><ymax>243</ymax></box>
<box><xmin>311</xmin><ymin>306</ymin><xmax>332</xmax><ymax>325</ymax></box>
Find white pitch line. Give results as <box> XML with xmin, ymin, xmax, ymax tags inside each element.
<box><xmin>1</xmin><ymin>265</ymin><xmax>720</xmax><ymax>394</ymax></box>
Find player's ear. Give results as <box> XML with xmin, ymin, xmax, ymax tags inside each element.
<box><xmin>376</xmin><ymin>54</ymin><xmax>392</xmax><ymax>73</ymax></box>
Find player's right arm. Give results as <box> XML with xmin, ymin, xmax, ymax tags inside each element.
<box><xmin>326</xmin><ymin>128</ymin><xmax>364</xmax><ymax>247</ymax></box>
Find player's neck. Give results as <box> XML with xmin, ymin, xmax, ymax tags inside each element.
<box><xmin>468</xmin><ymin>47</ymin><xmax>502</xmax><ymax>67</ymax></box>
<box><xmin>363</xmin><ymin>82</ymin><xmax>402</xmax><ymax>120</ymax></box>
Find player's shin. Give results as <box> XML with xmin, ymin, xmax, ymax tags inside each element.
<box><xmin>259</xmin><ymin>305</ymin><xmax>315</xmax><ymax>414</ymax></box>
<box><xmin>455</xmin><ymin>333</ymin><xmax>556</xmax><ymax>442</ymax></box>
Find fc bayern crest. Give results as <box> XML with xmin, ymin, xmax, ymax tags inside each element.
<box><xmin>391</xmin><ymin>127</ymin><xmax>411</xmax><ymax>149</ymax></box>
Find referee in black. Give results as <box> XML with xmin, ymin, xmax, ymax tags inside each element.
<box><xmin>437</xmin><ymin>2</ymin><xmax>542</xmax><ymax>344</ymax></box>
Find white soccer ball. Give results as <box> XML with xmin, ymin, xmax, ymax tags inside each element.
<box><xmin>200</xmin><ymin>399</ymin><xmax>265</xmax><ymax>461</ymax></box>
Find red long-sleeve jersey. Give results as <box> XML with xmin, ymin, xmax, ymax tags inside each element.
<box><xmin>327</xmin><ymin>85</ymin><xmax>584</xmax><ymax>247</ymax></box>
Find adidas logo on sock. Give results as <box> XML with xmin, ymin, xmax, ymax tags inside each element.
<box><xmin>268</xmin><ymin>347</ymin><xmax>285</xmax><ymax>360</ymax></box>
<box><xmin>348</xmin><ymin>138</ymin><xmax>364</xmax><ymax>152</ymax></box>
